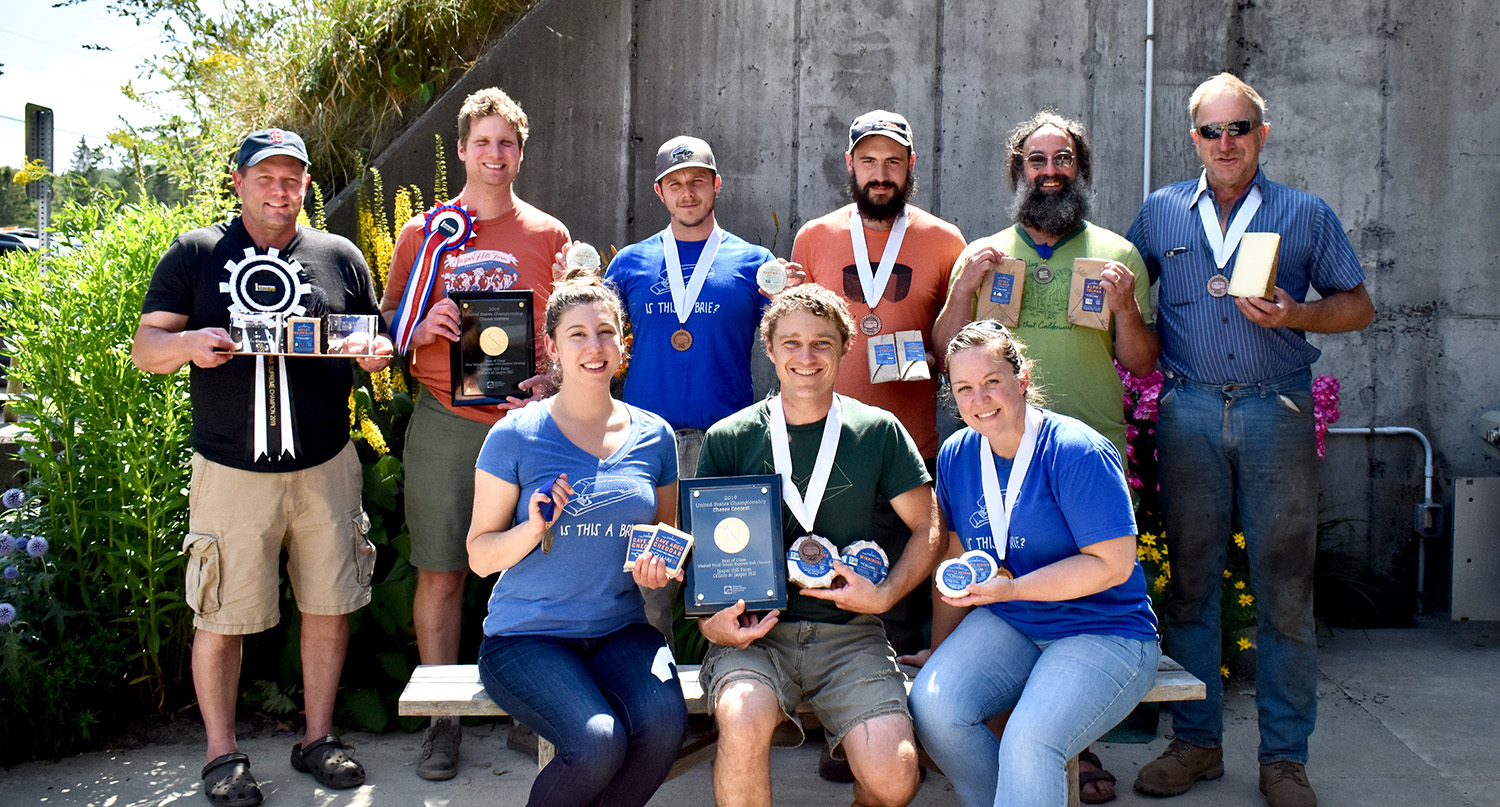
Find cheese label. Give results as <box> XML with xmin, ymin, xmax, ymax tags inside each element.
<box><xmin>989</xmin><ymin>272</ymin><xmax>1014</xmax><ymax>305</ymax></box>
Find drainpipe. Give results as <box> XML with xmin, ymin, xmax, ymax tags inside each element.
<box><xmin>1143</xmin><ymin>0</ymin><xmax>1155</xmax><ymax>201</ymax></box>
<box><xmin>1326</xmin><ymin>426</ymin><xmax>1443</xmax><ymax>605</ymax></box>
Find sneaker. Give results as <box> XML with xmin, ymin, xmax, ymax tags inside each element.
<box><xmin>1133</xmin><ymin>738</ymin><xmax>1224</xmax><ymax>796</ymax></box>
<box><xmin>1260</xmin><ymin>761</ymin><xmax>1317</xmax><ymax>807</ymax></box>
<box><xmin>416</xmin><ymin>720</ymin><xmax>461</xmax><ymax>781</ymax></box>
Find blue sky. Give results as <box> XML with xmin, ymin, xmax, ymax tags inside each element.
<box><xmin>0</xmin><ymin>0</ymin><xmax>177</xmax><ymax>169</ymax></box>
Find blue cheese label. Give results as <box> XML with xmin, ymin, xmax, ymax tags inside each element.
<box><xmin>901</xmin><ymin>339</ymin><xmax>925</xmax><ymax>363</ymax></box>
<box><xmin>622</xmin><ymin>524</ymin><xmax>657</xmax><ymax>571</ymax></box>
<box><xmin>1082</xmin><ymin>278</ymin><xmax>1105</xmax><ymax>313</ymax></box>
<box><xmin>647</xmin><ymin>523</ymin><xmax>694</xmax><ymax>576</ymax></box>
<box><xmin>960</xmin><ymin>549</ymin><xmax>997</xmax><ymax>584</ymax></box>
<box><xmin>990</xmin><ymin>272</ymin><xmax>1014</xmax><ymax>305</ymax></box>
<box><xmin>841</xmin><ymin>540</ymin><xmax>890</xmax><ymax>585</ymax></box>
<box><xmin>936</xmin><ymin>558</ymin><xmax>975</xmax><ymax>598</ymax></box>
<box><xmin>788</xmin><ymin>534</ymin><xmax>837</xmax><ymax>588</ymax></box>
<box><xmin>872</xmin><ymin>342</ymin><xmax>898</xmax><ymax>366</ymax></box>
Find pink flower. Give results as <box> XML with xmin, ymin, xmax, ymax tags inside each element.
<box><xmin>1312</xmin><ymin>375</ymin><xmax>1342</xmax><ymax>458</ymax></box>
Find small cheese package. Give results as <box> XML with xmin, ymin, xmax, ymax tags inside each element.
<box><xmin>866</xmin><ymin>334</ymin><xmax>901</xmax><ymax>384</ymax></box>
<box><xmin>1067</xmin><ymin>258</ymin><xmax>1113</xmax><ymax>331</ymax></box>
<box><xmin>622</xmin><ymin>524</ymin><xmax>658</xmax><ymax>571</ymax></box>
<box><xmin>1228</xmin><ymin>233</ymin><xmax>1281</xmax><ymax>300</ymax></box>
<box><xmin>788</xmin><ymin>534</ymin><xmax>839</xmax><ymax>588</ymax></box>
<box><xmin>896</xmin><ymin>330</ymin><xmax>931</xmax><ymax>382</ymax></box>
<box><xmin>646</xmin><ymin>523</ymin><xmax>694</xmax><ymax>577</ymax></box>
<box><xmin>841</xmin><ymin>540</ymin><xmax>890</xmax><ymax>585</ymax></box>
<box><xmin>974</xmin><ymin>257</ymin><xmax>1028</xmax><ymax>328</ymax></box>
<box><xmin>286</xmin><ymin>317</ymin><xmax>321</xmax><ymax>355</ymax></box>
<box><xmin>935</xmin><ymin>558</ymin><xmax>976</xmax><ymax>598</ymax></box>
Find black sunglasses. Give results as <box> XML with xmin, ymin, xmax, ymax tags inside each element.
<box><xmin>1196</xmin><ymin>120</ymin><xmax>1258</xmax><ymax>140</ymax></box>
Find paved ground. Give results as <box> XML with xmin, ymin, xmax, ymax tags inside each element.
<box><xmin>6</xmin><ymin>617</ymin><xmax>1497</xmax><ymax>806</ymax></box>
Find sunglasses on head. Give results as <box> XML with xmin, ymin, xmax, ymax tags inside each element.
<box><xmin>1196</xmin><ymin>120</ymin><xmax>1258</xmax><ymax>139</ymax></box>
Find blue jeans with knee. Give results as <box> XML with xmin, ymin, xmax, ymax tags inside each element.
<box><xmin>910</xmin><ymin>608</ymin><xmax>1160</xmax><ymax>807</ymax></box>
<box><xmin>1155</xmin><ymin>367</ymin><xmax>1319</xmax><ymax>764</ymax></box>
<box><xmin>477</xmin><ymin>622</ymin><xmax>688</xmax><ymax>807</ymax></box>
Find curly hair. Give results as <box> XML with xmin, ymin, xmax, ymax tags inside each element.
<box><xmin>758</xmin><ymin>283</ymin><xmax>855</xmax><ymax>352</ymax></box>
<box><xmin>1004</xmin><ymin>110</ymin><xmax>1092</xmax><ymax>192</ymax></box>
<box><xmin>457</xmin><ymin>87</ymin><xmax>530</xmax><ymax>146</ymax></box>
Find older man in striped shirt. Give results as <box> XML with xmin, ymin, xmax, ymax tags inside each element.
<box><xmin>1126</xmin><ymin>73</ymin><xmax>1373</xmax><ymax>807</ymax></box>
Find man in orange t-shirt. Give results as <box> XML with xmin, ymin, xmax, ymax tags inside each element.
<box><xmin>380</xmin><ymin>86</ymin><xmax>570</xmax><ymax>781</ymax></box>
<box><xmin>791</xmin><ymin>110</ymin><xmax>966</xmax><ymax>463</ymax></box>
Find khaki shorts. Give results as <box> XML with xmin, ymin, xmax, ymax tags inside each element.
<box><xmin>699</xmin><ymin>615</ymin><xmax>910</xmax><ymax>748</ymax></box>
<box><xmin>403</xmin><ymin>391</ymin><xmax>493</xmax><ymax>571</ymax></box>
<box><xmin>182</xmin><ymin>442</ymin><xmax>374</xmax><ymax>634</ymax></box>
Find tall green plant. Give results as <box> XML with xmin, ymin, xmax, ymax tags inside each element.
<box><xmin>0</xmin><ymin>198</ymin><xmax>208</xmax><ymax>756</ymax></box>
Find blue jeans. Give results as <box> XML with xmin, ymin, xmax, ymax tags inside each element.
<box><xmin>910</xmin><ymin>608</ymin><xmax>1160</xmax><ymax>807</ymax></box>
<box><xmin>477</xmin><ymin>622</ymin><xmax>688</xmax><ymax>807</ymax></box>
<box><xmin>1155</xmin><ymin>367</ymin><xmax>1318</xmax><ymax>764</ymax></box>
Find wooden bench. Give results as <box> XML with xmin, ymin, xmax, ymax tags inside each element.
<box><xmin>399</xmin><ymin>656</ymin><xmax>1205</xmax><ymax>797</ymax></box>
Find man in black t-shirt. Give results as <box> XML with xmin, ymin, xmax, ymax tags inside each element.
<box><xmin>132</xmin><ymin>129</ymin><xmax>393</xmax><ymax>807</ymax></box>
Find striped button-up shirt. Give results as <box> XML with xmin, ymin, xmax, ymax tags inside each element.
<box><xmin>1127</xmin><ymin>168</ymin><xmax>1366</xmax><ymax>385</ymax></box>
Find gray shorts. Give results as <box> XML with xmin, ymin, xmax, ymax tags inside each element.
<box><xmin>403</xmin><ymin>391</ymin><xmax>494</xmax><ymax>571</ymax></box>
<box><xmin>699</xmin><ymin>615</ymin><xmax>910</xmax><ymax>748</ymax></box>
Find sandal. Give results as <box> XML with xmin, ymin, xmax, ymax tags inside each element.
<box><xmin>1078</xmin><ymin>747</ymin><xmax>1118</xmax><ymax>805</ymax></box>
<box><xmin>201</xmin><ymin>752</ymin><xmax>262</xmax><ymax>807</ymax></box>
<box><xmin>290</xmin><ymin>734</ymin><xmax>366</xmax><ymax>789</ymax></box>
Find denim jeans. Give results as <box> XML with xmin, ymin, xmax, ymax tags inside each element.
<box><xmin>910</xmin><ymin>608</ymin><xmax>1160</xmax><ymax>807</ymax></box>
<box><xmin>477</xmin><ymin>622</ymin><xmax>688</xmax><ymax>807</ymax></box>
<box><xmin>1155</xmin><ymin>367</ymin><xmax>1319</xmax><ymax>764</ymax></box>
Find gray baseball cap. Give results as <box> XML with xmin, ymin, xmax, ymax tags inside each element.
<box><xmin>848</xmin><ymin>110</ymin><xmax>914</xmax><ymax>153</ymax></box>
<box><xmin>654</xmin><ymin>136</ymin><xmax>717</xmax><ymax>182</ymax></box>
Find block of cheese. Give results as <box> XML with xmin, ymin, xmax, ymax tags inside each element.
<box><xmin>1228</xmin><ymin>232</ymin><xmax>1281</xmax><ymax>300</ymax></box>
<box><xmin>974</xmin><ymin>257</ymin><xmax>1027</xmax><ymax>327</ymax></box>
<box><xmin>1067</xmin><ymin>258</ymin><xmax>1112</xmax><ymax>331</ymax></box>
<box><xmin>896</xmin><ymin>330</ymin><xmax>931</xmax><ymax>382</ymax></box>
<box><xmin>866</xmin><ymin>334</ymin><xmax>901</xmax><ymax>384</ymax></box>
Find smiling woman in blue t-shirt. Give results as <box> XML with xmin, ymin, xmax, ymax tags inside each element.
<box><xmin>908</xmin><ymin>320</ymin><xmax>1160</xmax><ymax>807</ymax></box>
<box><xmin>465</xmin><ymin>271</ymin><xmax>687</xmax><ymax>807</ymax></box>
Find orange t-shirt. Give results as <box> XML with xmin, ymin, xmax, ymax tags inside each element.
<box><xmin>791</xmin><ymin>204</ymin><xmax>965</xmax><ymax>457</ymax></box>
<box><xmin>381</xmin><ymin>198</ymin><xmax>570</xmax><ymax>424</ymax></box>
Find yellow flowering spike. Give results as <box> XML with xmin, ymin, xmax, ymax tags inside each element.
<box><xmin>1237</xmin><ymin>637</ymin><xmax>1252</xmax><ymax>651</ymax></box>
<box><xmin>1224</xmin><ymin>569</ymin><xmax>1233</xmax><ymax>579</ymax></box>
<box><xmin>433</xmin><ymin>134</ymin><xmax>448</xmax><ymax>201</ymax></box>
<box><xmin>348</xmin><ymin>391</ymin><xmax>357</xmax><ymax>427</ymax></box>
<box><xmin>1234</xmin><ymin>580</ymin><xmax>1246</xmax><ymax>590</ymax></box>
<box><xmin>359</xmin><ymin>417</ymin><xmax>389</xmax><ymax>456</ymax></box>
<box><xmin>393</xmin><ymin>187</ymin><xmax>413</xmax><ymax>235</ymax></box>
<box><xmin>1234</xmin><ymin>532</ymin><xmax>1246</xmax><ymax>549</ymax></box>
<box><xmin>1140</xmin><ymin>533</ymin><xmax>1157</xmax><ymax>547</ymax></box>
<box><xmin>1238</xmin><ymin>593</ymin><xmax>1255</xmax><ymax>608</ymax></box>
<box><xmin>1221</xmin><ymin>665</ymin><xmax>1230</xmax><ymax>678</ymax></box>
<box><xmin>390</xmin><ymin>369</ymin><xmax>407</xmax><ymax>394</ymax></box>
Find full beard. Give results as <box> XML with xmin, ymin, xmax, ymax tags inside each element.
<box><xmin>848</xmin><ymin>170</ymin><xmax>916</xmax><ymax>222</ymax></box>
<box><xmin>1010</xmin><ymin>179</ymin><xmax>1091</xmax><ymax>238</ymax></box>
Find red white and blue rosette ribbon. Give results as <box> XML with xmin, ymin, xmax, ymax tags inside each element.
<box><xmin>390</xmin><ymin>203</ymin><xmax>477</xmax><ymax>353</ymax></box>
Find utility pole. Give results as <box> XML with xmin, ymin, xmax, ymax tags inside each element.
<box><xmin>24</xmin><ymin>103</ymin><xmax>54</xmax><ymax>253</ymax></box>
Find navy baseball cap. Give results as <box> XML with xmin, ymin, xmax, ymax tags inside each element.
<box><xmin>236</xmin><ymin>128</ymin><xmax>310</xmax><ymax>170</ymax></box>
<box><xmin>848</xmin><ymin>110</ymin><xmax>914</xmax><ymax>153</ymax></box>
<box><xmin>654</xmin><ymin>136</ymin><xmax>717</xmax><ymax>182</ymax></box>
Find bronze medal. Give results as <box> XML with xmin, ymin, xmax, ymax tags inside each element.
<box><xmin>1207</xmin><ymin>273</ymin><xmax>1230</xmax><ymax>298</ymax></box>
<box><xmin>1034</xmin><ymin>264</ymin><xmax>1054</xmax><ymax>284</ymax></box>
<box><xmin>798</xmin><ymin>538</ymin><xmax>828</xmax><ymax>564</ymax></box>
<box><xmin>671</xmin><ymin>328</ymin><xmax>693</xmax><ymax>351</ymax></box>
<box><xmin>995</xmin><ymin>565</ymin><xmax>1014</xmax><ymax>580</ymax></box>
<box><xmin>859</xmin><ymin>313</ymin><xmax>882</xmax><ymax>336</ymax></box>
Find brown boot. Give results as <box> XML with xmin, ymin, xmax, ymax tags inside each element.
<box><xmin>1133</xmin><ymin>738</ymin><xmax>1224</xmax><ymax>796</ymax></box>
<box><xmin>1260</xmin><ymin>761</ymin><xmax>1317</xmax><ymax>807</ymax></box>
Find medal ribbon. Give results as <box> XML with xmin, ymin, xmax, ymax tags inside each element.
<box><xmin>1195</xmin><ymin>179</ymin><xmax>1263</xmax><ymax>270</ymax></box>
<box><xmin>767</xmin><ymin>395</ymin><xmax>842</xmax><ymax>535</ymax></box>
<box><xmin>391</xmin><ymin>204</ymin><xmax>476</xmax><ymax>353</ymax></box>
<box><xmin>848</xmin><ymin>208</ymin><xmax>908</xmax><ymax>312</ymax></box>
<box><xmin>978</xmin><ymin>406</ymin><xmax>1041</xmax><ymax>560</ymax></box>
<box><xmin>252</xmin><ymin>355</ymin><xmax>297</xmax><ymax>460</ymax></box>
<box><xmin>661</xmin><ymin>225</ymin><xmax>722</xmax><ymax>327</ymax></box>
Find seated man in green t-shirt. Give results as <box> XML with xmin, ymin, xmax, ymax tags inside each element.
<box><xmin>696</xmin><ymin>283</ymin><xmax>943</xmax><ymax>807</ymax></box>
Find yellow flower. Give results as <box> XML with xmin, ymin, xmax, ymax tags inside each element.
<box><xmin>348</xmin><ymin>391</ymin><xmax>357</xmax><ymax>427</ymax></box>
<box><xmin>1233</xmin><ymin>532</ymin><xmax>1246</xmax><ymax>549</ymax></box>
<box><xmin>1152</xmin><ymin>576</ymin><xmax>1168</xmax><ymax>593</ymax></box>
<box><xmin>359</xmin><ymin>418</ymin><xmax>389</xmax><ymax>456</ymax></box>
<box><xmin>1147</xmin><ymin>547</ymin><xmax>1162</xmax><ymax>563</ymax></box>
<box><xmin>1237</xmin><ymin>637</ymin><xmax>1252</xmax><ymax>651</ymax></box>
<box><xmin>1140</xmin><ymin>533</ymin><xmax>1157</xmax><ymax>547</ymax></box>
<box><xmin>1221</xmin><ymin>665</ymin><xmax>1230</xmax><ymax>678</ymax></box>
<box><xmin>1238</xmin><ymin>593</ymin><xmax>1255</xmax><ymax>608</ymax></box>
<box><xmin>1223</xmin><ymin>569</ymin><xmax>1233</xmax><ymax>579</ymax></box>
<box><xmin>1234</xmin><ymin>581</ymin><xmax>1246</xmax><ymax>590</ymax></box>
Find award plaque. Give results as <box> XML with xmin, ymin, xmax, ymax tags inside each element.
<box><xmin>680</xmin><ymin>474</ymin><xmax>787</xmax><ymax>616</ymax></box>
<box><xmin>450</xmin><ymin>290</ymin><xmax>535</xmax><ymax>406</ymax></box>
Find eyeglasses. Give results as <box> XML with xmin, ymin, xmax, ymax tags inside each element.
<box><xmin>968</xmin><ymin>320</ymin><xmax>1012</xmax><ymax>336</ymax></box>
<box><xmin>1195</xmin><ymin>120</ymin><xmax>1258</xmax><ymax>140</ymax></box>
<box><xmin>1023</xmin><ymin>151</ymin><xmax>1075</xmax><ymax>171</ymax></box>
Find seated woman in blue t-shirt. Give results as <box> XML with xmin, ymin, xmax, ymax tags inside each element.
<box><xmin>907</xmin><ymin>320</ymin><xmax>1161</xmax><ymax>807</ymax></box>
<box><xmin>466</xmin><ymin>272</ymin><xmax>688</xmax><ymax>807</ymax></box>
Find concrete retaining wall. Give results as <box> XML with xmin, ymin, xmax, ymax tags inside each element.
<box><xmin>325</xmin><ymin>0</ymin><xmax>1500</xmax><ymax>601</ymax></box>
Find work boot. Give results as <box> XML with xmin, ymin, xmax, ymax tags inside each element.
<box><xmin>1260</xmin><ymin>761</ymin><xmax>1317</xmax><ymax>807</ymax></box>
<box><xmin>1133</xmin><ymin>738</ymin><xmax>1224</xmax><ymax>796</ymax></box>
<box><xmin>416</xmin><ymin>719</ymin><xmax>461</xmax><ymax>781</ymax></box>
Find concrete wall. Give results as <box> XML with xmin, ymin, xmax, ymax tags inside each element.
<box><xmin>325</xmin><ymin>0</ymin><xmax>1500</xmax><ymax>605</ymax></box>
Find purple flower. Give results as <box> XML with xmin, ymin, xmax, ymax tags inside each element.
<box><xmin>2</xmin><ymin>565</ymin><xmax>16</xmax><ymax>581</ymax></box>
<box><xmin>0</xmin><ymin>489</ymin><xmax>22</xmax><ymax>510</ymax></box>
<box><xmin>0</xmin><ymin>533</ymin><xmax>14</xmax><ymax>555</ymax></box>
<box><xmin>0</xmin><ymin>603</ymin><xmax>14</xmax><ymax>625</ymax></box>
<box><xmin>25</xmin><ymin>536</ymin><xmax>48</xmax><ymax>558</ymax></box>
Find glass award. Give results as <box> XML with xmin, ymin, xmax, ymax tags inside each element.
<box><xmin>679</xmin><ymin>474</ymin><xmax>787</xmax><ymax>616</ymax></box>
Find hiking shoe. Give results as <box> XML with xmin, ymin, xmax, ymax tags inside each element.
<box><xmin>1133</xmin><ymin>738</ymin><xmax>1224</xmax><ymax>796</ymax></box>
<box><xmin>416</xmin><ymin>720</ymin><xmax>461</xmax><ymax>781</ymax></box>
<box><xmin>1260</xmin><ymin>761</ymin><xmax>1317</xmax><ymax>807</ymax></box>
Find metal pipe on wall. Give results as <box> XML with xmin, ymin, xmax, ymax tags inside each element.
<box><xmin>1143</xmin><ymin>0</ymin><xmax>1155</xmax><ymax>201</ymax></box>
